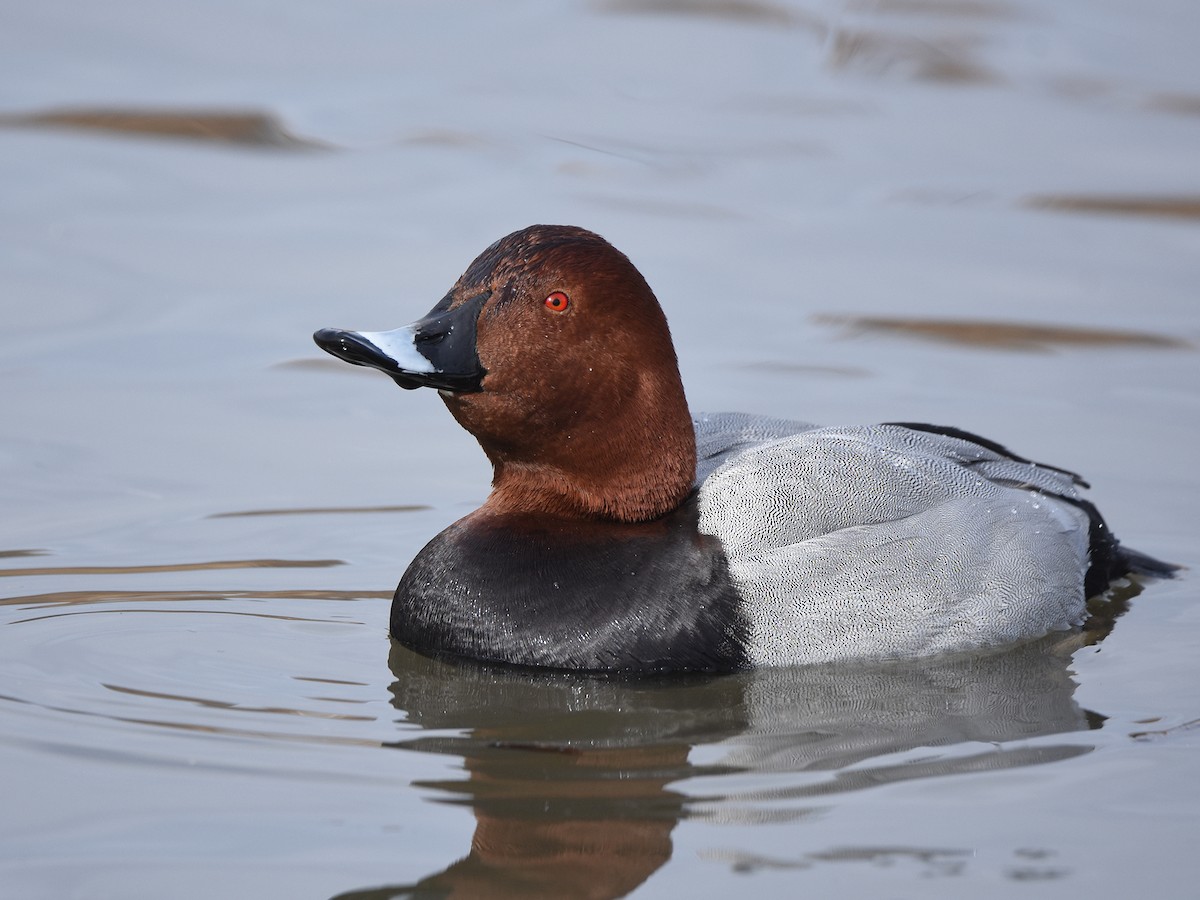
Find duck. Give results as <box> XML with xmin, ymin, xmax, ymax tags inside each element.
<box><xmin>314</xmin><ymin>224</ymin><xmax>1172</xmax><ymax>673</ymax></box>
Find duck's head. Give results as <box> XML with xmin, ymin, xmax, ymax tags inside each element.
<box><xmin>315</xmin><ymin>225</ymin><xmax>696</xmax><ymax>523</ymax></box>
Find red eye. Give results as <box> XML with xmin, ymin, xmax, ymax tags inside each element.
<box><xmin>544</xmin><ymin>291</ymin><xmax>570</xmax><ymax>312</ymax></box>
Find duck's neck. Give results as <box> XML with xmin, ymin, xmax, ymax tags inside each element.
<box><xmin>466</xmin><ymin>389</ymin><xmax>696</xmax><ymax>524</ymax></box>
<box><xmin>484</xmin><ymin>446</ymin><xmax>695</xmax><ymax>523</ymax></box>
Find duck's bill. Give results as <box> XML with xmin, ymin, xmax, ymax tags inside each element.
<box><xmin>313</xmin><ymin>293</ymin><xmax>488</xmax><ymax>393</ymax></box>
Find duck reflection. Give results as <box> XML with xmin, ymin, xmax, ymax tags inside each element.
<box><xmin>332</xmin><ymin>592</ymin><xmax>1134</xmax><ymax>899</ymax></box>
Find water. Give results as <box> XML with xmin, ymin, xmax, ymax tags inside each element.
<box><xmin>2</xmin><ymin>1</ymin><xmax>1199</xmax><ymax>897</ymax></box>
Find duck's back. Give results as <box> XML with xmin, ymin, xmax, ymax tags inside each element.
<box><xmin>693</xmin><ymin>413</ymin><xmax>1095</xmax><ymax>666</ymax></box>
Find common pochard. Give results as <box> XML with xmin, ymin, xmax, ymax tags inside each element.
<box><xmin>315</xmin><ymin>225</ymin><xmax>1172</xmax><ymax>672</ymax></box>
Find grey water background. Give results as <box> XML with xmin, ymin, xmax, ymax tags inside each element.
<box><xmin>2</xmin><ymin>1</ymin><xmax>1199</xmax><ymax>897</ymax></box>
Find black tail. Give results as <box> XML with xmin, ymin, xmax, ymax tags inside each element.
<box><xmin>1069</xmin><ymin>496</ymin><xmax>1178</xmax><ymax>596</ymax></box>
<box><xmin>1120</xmin><ymin>547</ymin><xmax>1181</xmax><ymax>581</ymax></box>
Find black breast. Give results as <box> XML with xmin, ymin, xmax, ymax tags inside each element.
<box><xmin>391</xmin><ymin>494</ymin><xmax>748</xmax><ymax>673</ymax></box>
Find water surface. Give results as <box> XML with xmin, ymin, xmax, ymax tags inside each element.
<box><xmin>2</xmin><ymin>1</ymin><xmax>1198</xmax><ymax>897</ymax></box>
